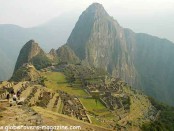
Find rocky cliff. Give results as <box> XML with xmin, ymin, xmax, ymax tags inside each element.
<box><xmin>67</xmin><ymin>3</ymin><xmax>137</xmax><ymax>86</ymax></box>
<box><xmin>67</xmin><ymin>3</ymin><xmax>174</xmax><ymax>105</ymax></box>
<box><xmin>56</xmin><ymin>45</ymin><xmax>80</xmax><ymax>64</ymax></box>
<box><xmin>14</xmin><ymin>40</ymin><xmax>81</xmax><ymax>74</ymax></box>
<box><xmin>14</xmin><ymin>40</ymin><xmax>51</xmax><ymax>72</ymax></box>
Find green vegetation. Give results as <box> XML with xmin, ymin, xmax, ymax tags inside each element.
<box><xmin>43</xmin><ymin>72</ymin><xmax>88</xmax><ymax>96</ymax></box>
<box><xmin>63</xmin><ymin>64</ymin><xmax>107</xmax><ymax>85</ymax></box>
<box><xmin>141</xmin><ymin>97</ymin><xmax>174</xmax><ymax>131</ymax></box>
<box><xmin>79</xmin><ymin>97</ymin><xmax>114</xmax><ymax>126</ymax></box>
<box><xmin>40</xmin><ymin>65</ymin><xmax>174</xmax><ymax>130</ymax></box>
<box><xmin>31</xmin><ymin>54</ymin><xmax>52</xmax><ymax>70</ymax></box>
<box><xmin>58</xmin><ymin>101</ymin><xmax>63</xmax><ymax>113</ymax></box>
<box><xmin>38</xmin><ymin>76</ymin><xmax>47</xmax><ymax>86</ymax></box>
<box><xmin>42</xmin><ymin>70</ymin><xmax>114</xmax><ymax>126</ymax></box>
<box><xmin>11</xmin><ymin>66</ymin><xmax>29</xmax><ymax>82</ymax></box>
<box><xmin>11</xmin><ymin>64</ymin><xmax>40</xmax><ymax>82</ymax></box>
<box><xmin>62</xmin><ymin>65</ymin><xmax>118</xmax><ymax>126</ymax></box>
<box><xmin>79</xmin><ymin>98</ymin><xmax>108</xmax><ymax>114</ymax></box>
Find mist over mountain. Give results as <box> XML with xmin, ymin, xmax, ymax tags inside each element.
<box><xmin>0</xmin><ymin>13</ymin><xmax>77</xmax><ymax>81</ymax></box>
<box><xmin>124</xmin><ymin>29</ymin><xmax>174</xmax><ymax>105</ymax></box>
<box><xmin>0</xmin><ymin>48</ymin><xmax>13</xmax><ymax>80</ymax></box>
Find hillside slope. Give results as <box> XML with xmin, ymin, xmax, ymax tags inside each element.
<box><xmin>124</xmin><ymin>29</ymin><xmax>174</xmax><ymax>105</ymax></box>
<box><xmin>2</xmin><ymin>61</ymin><xmax>174</xmax><ymax>131</ymax></box>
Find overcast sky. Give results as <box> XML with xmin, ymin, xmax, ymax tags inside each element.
<box><xmin>0</xmin><ymin>0</ymin><xmax>174</xmax><ymax>42</ymax></box>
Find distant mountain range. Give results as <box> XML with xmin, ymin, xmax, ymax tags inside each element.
<box><xmin>0</xmin><ymin>14</ymin><xmax>77</xmax><ymax>80</ymax></box>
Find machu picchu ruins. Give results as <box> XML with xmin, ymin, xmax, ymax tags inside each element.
<box><xmin>0</xmin><ymin>63</ymin><xmax>160</xmax><ymax>130</ymax></box>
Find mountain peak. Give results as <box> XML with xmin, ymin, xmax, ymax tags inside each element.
<box><xmin>14</xmin><ymin>40</ymin><xmax>45</xmax><ymax>72</ymax></box>
<box><xmin>25</xmin><ymin>39</ymin><xmax>38</xmax><ymax>47</ymax></box>
<box><xmin>28</xmin><ymin>39</ymin><xmax>35</xmax><ymax>43</ymax></box>
<box><xmin>88</xmin><ymin>3</ymin><xmax>104</xmax><ymax>10</ymax></box>
<box><xmin>67</xmin><ymin>3</ymin><xmax>135</xmax><ymax>86</ymax></box>
<box><xmin>84</xmin><ymin>3</ymin><xmax>108</xmax><ymax>17</ymax></box>
<box><xmin>67</xmin><ymin>3</ymin><xmax>111</xmax><ymax>59</ymax></box>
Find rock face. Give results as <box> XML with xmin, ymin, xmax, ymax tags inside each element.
<box><xmin>47</xmin><ymin>48</ymin><xmax>58</xmax><ymax>61</ymax></box>
<box><xmin>67</xmin><ymin>3</ymin><xmax>174</xmax><ymax>105</ymax></box>
<box><xmin>14</xmin><ymin>40</ymin><xmax>51</xmax><ymax>72</ymax></box>
<box><xmin>67</xmin><ymin>3</ymin><xmax>137</xmax><ymax>86</ymax></box>
<box><xmin>56</xmin><ymin>45</ymin><xmax>80</xmax><ymax>64</ymax></box>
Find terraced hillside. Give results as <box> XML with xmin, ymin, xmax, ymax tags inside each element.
<box><xmin>38</xmin><ymin>64</ymin><xmax>159</xmax><ymax>130</ymax></box>
<box><xmin>1</xmin><ymin>63</ymin><xmax>173</xmax><ymax>130</ymax></box>
<box><xmin>0</xmin><ymin>81</ymin><xmax>109</xmax><ymax>131</ymax></box>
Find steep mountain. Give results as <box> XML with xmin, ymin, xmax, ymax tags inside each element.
<box><xmin>67</xmin><ymin>3</ymin><xmax>137</xmax><ymax>86</ymax></box>
<box><xmin>67</xmin><ymin>3</ymin><xmax>174</xmax><ymax>105</ymax></box>
<box><xmin>14</xmin><ymin>40</ymin><xmax>51</xmax><ymax>72</ymax></box>
<box><xmin>13</xmin><ymin>40</ymin><xmax>82</xmax><ymax>76</ymax></box>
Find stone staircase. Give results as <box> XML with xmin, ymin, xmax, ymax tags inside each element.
<box><xmin>25</xmin><ymin>86</ymin><xmax>38</xmax><ymax>105</ymax></box>
<box><xmin>47</xmin><ymin>93</ymin><xmax>59</xmax><ymax>110</ymax></box>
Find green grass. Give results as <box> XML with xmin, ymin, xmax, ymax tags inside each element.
<box><xmin>90</xmin><ymin>116</ymin><xmax>103</xmax><ymax>126</ymax></box>
<box><xmin>43</xmin><ymin>71</ymin><xmax>111</xmax><ymax>114</ymax></box>
<box><xmin>42</xmin><ymin>72</ymin><xmax>88</xmax><ymax>96</ymax></box>
<box><xmin>86</xmin><ymin>79</ymin><xmax>101</xmax><ymax>84</ymax></box>
<box><xmin>42</xmin><ymin>71</ymin><xmax>116</xmax><ymax>127</ymax></box>
<box><xmin>79</xmin><ymin>98</ymin><xmax>108</xmax><ymax>115</ymax></box>
<box><xmin>79</xmin><ymin>97</ymin><xmax>117</xmax><ymax>126</ymax></box>
<box><xmin>58</xmin><ymin>101</ymin><xmax>63</xmax><ymax>113</ymax></box>
<box><xmin>141</xmin><ymin>97</ymin><xmax>174</xmax><ymax>131</ymax></box>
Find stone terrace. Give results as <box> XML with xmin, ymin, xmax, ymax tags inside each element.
<box><xmin>59</xmin><ymin>90</ymin><xmax>91</xmax><ymax>123</ymax></box>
